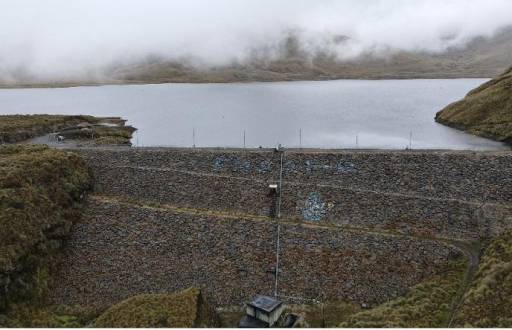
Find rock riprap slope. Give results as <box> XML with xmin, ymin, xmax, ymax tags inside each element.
<box><xmin>47</xmin><ymin>148</ymin><xmax>512</xmax><ymax>320</ymax></box>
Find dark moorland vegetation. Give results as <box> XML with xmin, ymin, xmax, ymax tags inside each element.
<box><xmin>0</xmin><ymin>114</ymin><xmax>136</xmax><ymax>145</ymax></box>
<box><xmin>436</xmin><ymin>66</ymin><xmax>512</xmax><ymax>143</ymax></box>
<box><xmin>0</xmin><ymin>145</ymin><xmax>93</xmax><ymax>327</ymax></box>
<box><xmin>339</xmin><ymin>259</ymin><xmax>467</xmax><ymax>327</ymax></box>
<box><xmin>94</xmin><ymin>288</ymin><xmax>220</xmax><ymax>328</ymax></box>
<box><xmin>0</xmin><ymin>115</ymin><xmax>102</xmax><ymax>144</ymax></box>
<box><xmin>453</xmin><ymin>230</ymin><xmax>512</xmax><ymax>327</ymax></box>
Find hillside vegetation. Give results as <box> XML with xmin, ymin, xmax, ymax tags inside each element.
<box><xmin>339</xmin><ymin>259</ymin><xmax>466</xmax><ymax>328</ymax></box>
<box><xmin>0</xmin><ymin>114</ymin><xmax>136</xmax><ymax>145</ymax></box>
<box><xmin>0</xmin><ymin>115</ymin><xmax>102</xmax><ymax>143</ymax></box>
<box><xmin>453</xmin><ymin>230</ymin><xmax>512</xmax><ymax>327</ymax></box>
<box><xmin>94</xmin><ymin>288</ymin><xmax>220</xmax><ymax>328</ymax></box>
<box><xmin>435</xmin><ymin>66</ymin><xmax>512</xmax><ymax>143</ymax></box>
<box><xmin>0</xmin><ymin>145</ymin><xmax>92</xmax><ymax>324</ymax></box>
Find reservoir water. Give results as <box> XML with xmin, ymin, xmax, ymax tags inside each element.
<box><xmin>0</xmin><ymin>79</ymin><xmax>508</xmax><ymax>150</ymax></box>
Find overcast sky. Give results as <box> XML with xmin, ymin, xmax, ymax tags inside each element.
<box><xmin>1</xmin><ymin>0</ymin><xmax>512</xmax><ymax>81</ymax></box>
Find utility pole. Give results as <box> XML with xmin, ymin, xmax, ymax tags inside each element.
<box><xmin>274</xmin><ymin>222</ymin><xmax>281</xmax><ymax>299</ymax></box>
<box><xmin>277</xmin><ymin>152</ymin><xmax>284</xmax><ymax>219</ymax></box>
<box><xmin>274</xmin><ymin>151</ymin><xmax>284</xmax><ymax>299</ymax></box>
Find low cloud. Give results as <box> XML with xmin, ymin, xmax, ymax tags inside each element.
<box><xmin>1</xmin><ymin>0</ymin><xmax>512</xmax><ymax>81</ymax></box>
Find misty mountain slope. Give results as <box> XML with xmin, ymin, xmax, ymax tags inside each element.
<box><xmin>435</xmin><ymin>66</ymin><xmax>512</xmax><ymax>143</ymax></box>
<box><xmin>2</xmin><ymin>27</ymin><xmax>512</xmax><ymax>87</ymax></box>
<box><xmin>104</xmin><ymin>28</ymin><xmax>512</xmax><ymax>84</ymax></box>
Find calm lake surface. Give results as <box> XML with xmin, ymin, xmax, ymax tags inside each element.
<box><xmin>0</xmin><ymin>79</ymin><xmax>508</xmax><ymax>150</ymax></box>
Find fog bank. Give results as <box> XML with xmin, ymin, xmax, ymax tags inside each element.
<box><xmin>1</xmin><ymin>0</ymin><xmax>512</xmax><ymax>82</ymax></box>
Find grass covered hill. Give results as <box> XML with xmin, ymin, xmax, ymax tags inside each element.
<box><xmin>94</xmin><ymin>288</ymin><xmax>220</xmax><ymax>328</ymax></box>
<box><xmin>0</xmin><ymin>115</ymin><xmax>102</xmax><ymax>144</ymax></box>
<box><xmin>453</xmin><ymin>230</ymin><xmax>512</xmax><ymax>327</ymax></box>
<box><xmin>0</xmin><ymin>145</ymin><xmax>92</xmax><ymax>313</ymax></box>
<box><xmin>435</xmin><ymin>66</ymin><xmax>512</xmax><ymax>143</ymax></box>
<box><xmin>339</xmin><ymin>259</ymin><xmax>467</xmax><ymax>328</ymax></box>
<box><xmin>0</xmin><ymin>114</ymin><xmax>136</xmax><ymax>145</ymax></box>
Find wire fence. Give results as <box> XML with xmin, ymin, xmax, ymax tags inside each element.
<box><xmin>132</xmin><ymin>128</ymin><xmax>417</xmax><ymax>150</ymax></box>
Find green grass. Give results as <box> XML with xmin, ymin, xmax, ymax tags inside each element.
<box><xmin>0</xmin><ymin>114</ymin><xmax>136</xmax><ymax>145</ymax></box>
<box><xmin>284</xmin><ymin>301</ymin><xmax>361</xmax><ymax>328</ymax></box>
<box><xmin>436</xmin><ymin>67</ymin><xmax>512</xmax><ymax>143</ymax></box>
<box><xmin>2</xmin><ymin>304</ymin><xmax>100</xmax><ymax>328</ymax></box>
<box><xmin>59</xmin><ymin>125</ymin><xmax>136</xmax><ymax>146</ymax></box>
<box><xmin>339</xmin><ymin>258</ymin><xmax>467</xmax><ymax>328</ymax></box>
<box><xmin>0</xmin><ymin>114</ymin><xmax>102</xmax><ymax>143</ymax></box>
<box><xmin>94</xmin><ymin>287</ymin><xmax>220</xmax><ymax>328</ymax></box>
<box><xmin>0</xmin><ymin>145</ymin><xmax>92</xmax><ymax>312</ymax></box>
<box><xmin>453</xmin><ymin>230</ymin><xmax>512</xmax><ymax>327</ymax></box>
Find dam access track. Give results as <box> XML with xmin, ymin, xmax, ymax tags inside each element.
<box><xmin>46</xmin><ymin>147</ymin><xmax>512</xmax><ymax>323</ymax></box>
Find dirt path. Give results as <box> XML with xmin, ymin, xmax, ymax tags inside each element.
<box><xmin>23</xmin><ymin>133</ymin><xmax>81</xmax><ymax>148</ymax></box>
<box><xmin>446</xmin><ymin>240</ymin><xmax>481</xmax><ymax>327</ymax></box>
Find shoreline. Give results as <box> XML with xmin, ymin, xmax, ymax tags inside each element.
<box><xmin>0</xmin><ymin>75</ymin><xmax>493</xmax><ymax>90</ymax></box>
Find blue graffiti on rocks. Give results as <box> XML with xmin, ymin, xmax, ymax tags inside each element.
<box><xmin>302</xmin><ymin>192</ymin><xmax>327</xmax><ymax>221</ymax></box>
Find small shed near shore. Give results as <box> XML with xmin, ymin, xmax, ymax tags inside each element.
<box><xmin>239</xmin><ymin>295</ymin><xmax>284</xmax><ymax>328</ymax></box>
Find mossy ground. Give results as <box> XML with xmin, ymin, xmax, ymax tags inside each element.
<box><xmin>453</xmin><ymin>230</ymin><xmax>512</xmax><ymax>327</ymax></box>
<box><xmin>435</xmin><ymin>67</ymin><xmax>512</xmax><ymax>143</ymax></box>
<box><xmin>0</xmin><ymin>115</ymin><xmax>102</xmax><ymax>143</ymax></box>
<box><xmin>3</xmin><ymin>304</ymin><xmax>100</xmax><ymax>328</ymax></box>
<box><xmin>94</xmin><ymin>287</ymin><xmax>220</xmax><ymax>328</ymax></box>
<box><xmin>339</xmin><ymin>258</ymin><xmax>467</xmax><ymax>328</ymax></box>
<box><xmin>59</xmin><ymin>125</ymin><xmax>136</xmax><ymax>146</ymax></box>
<box><xmin>0</xmin><ymin>144</ymin><xmax>93</xmax><ymax>325</ymax></box>
<box><xmin>0</xmin><ymin>114</ymin><xmax>136</xmax><ymax>145</ymax></box>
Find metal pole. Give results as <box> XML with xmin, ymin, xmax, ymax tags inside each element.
<box><xmin>274</xmin><ymin>152</ymin><xmax>284</xmax><ymax>298</ymax></box>
<box><xmin>277</xmin><ymin>152</ymin><xmax>284</xmax><ymax>219</ymax></box>
<box><xmin>193</xmin><ymin>128</ymin><xmax>196</xmax><ymax>148</ymax></box>
<box><xmin>356</xmin><ymin>134</ymin><xmax>359</xmax><ymax>149</ymax></box>
<box><xmin>274</xmin><ymin>222</ymin><xmax>281</xmax><ymax>298</ymax></box>
<box><xmin>409</xmin><ymin>131</ymin><xmax>413</xmax><ymax>149</ymax></box>
<box><xmin>299</xmin><ymin>128</ymin><xmax>302</xmax><ymax>149</ymax></box>
<box><xmin>243</xmin><ymin>130</ymin><xmax>246</xmax><ymax>149</ymax></box>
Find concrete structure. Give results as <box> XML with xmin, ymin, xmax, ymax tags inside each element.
<box><xmin>241</xmin><ymin>295</ymin><xmax>283</xmax><ymax>327</ymax></box>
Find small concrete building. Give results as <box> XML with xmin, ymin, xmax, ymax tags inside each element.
<box><xmin>239</xmin><ymin>295</ymin><xmax>284</xmax><ymax>328</ymax></box>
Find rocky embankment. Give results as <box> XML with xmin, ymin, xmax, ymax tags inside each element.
<box><xmin>436</xmin><ymin>66</ymin><xmax>512</xmax><ymax>144</ymax></box>
<box><xmin>2</xmin><ymin>143</ymin><xmax>512</xmax><ymax>327</ymax></box>
<box><xmin>44</xmin><ymin>147</ymin><xmax>512</xmax><ymax>327</ymax></box>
